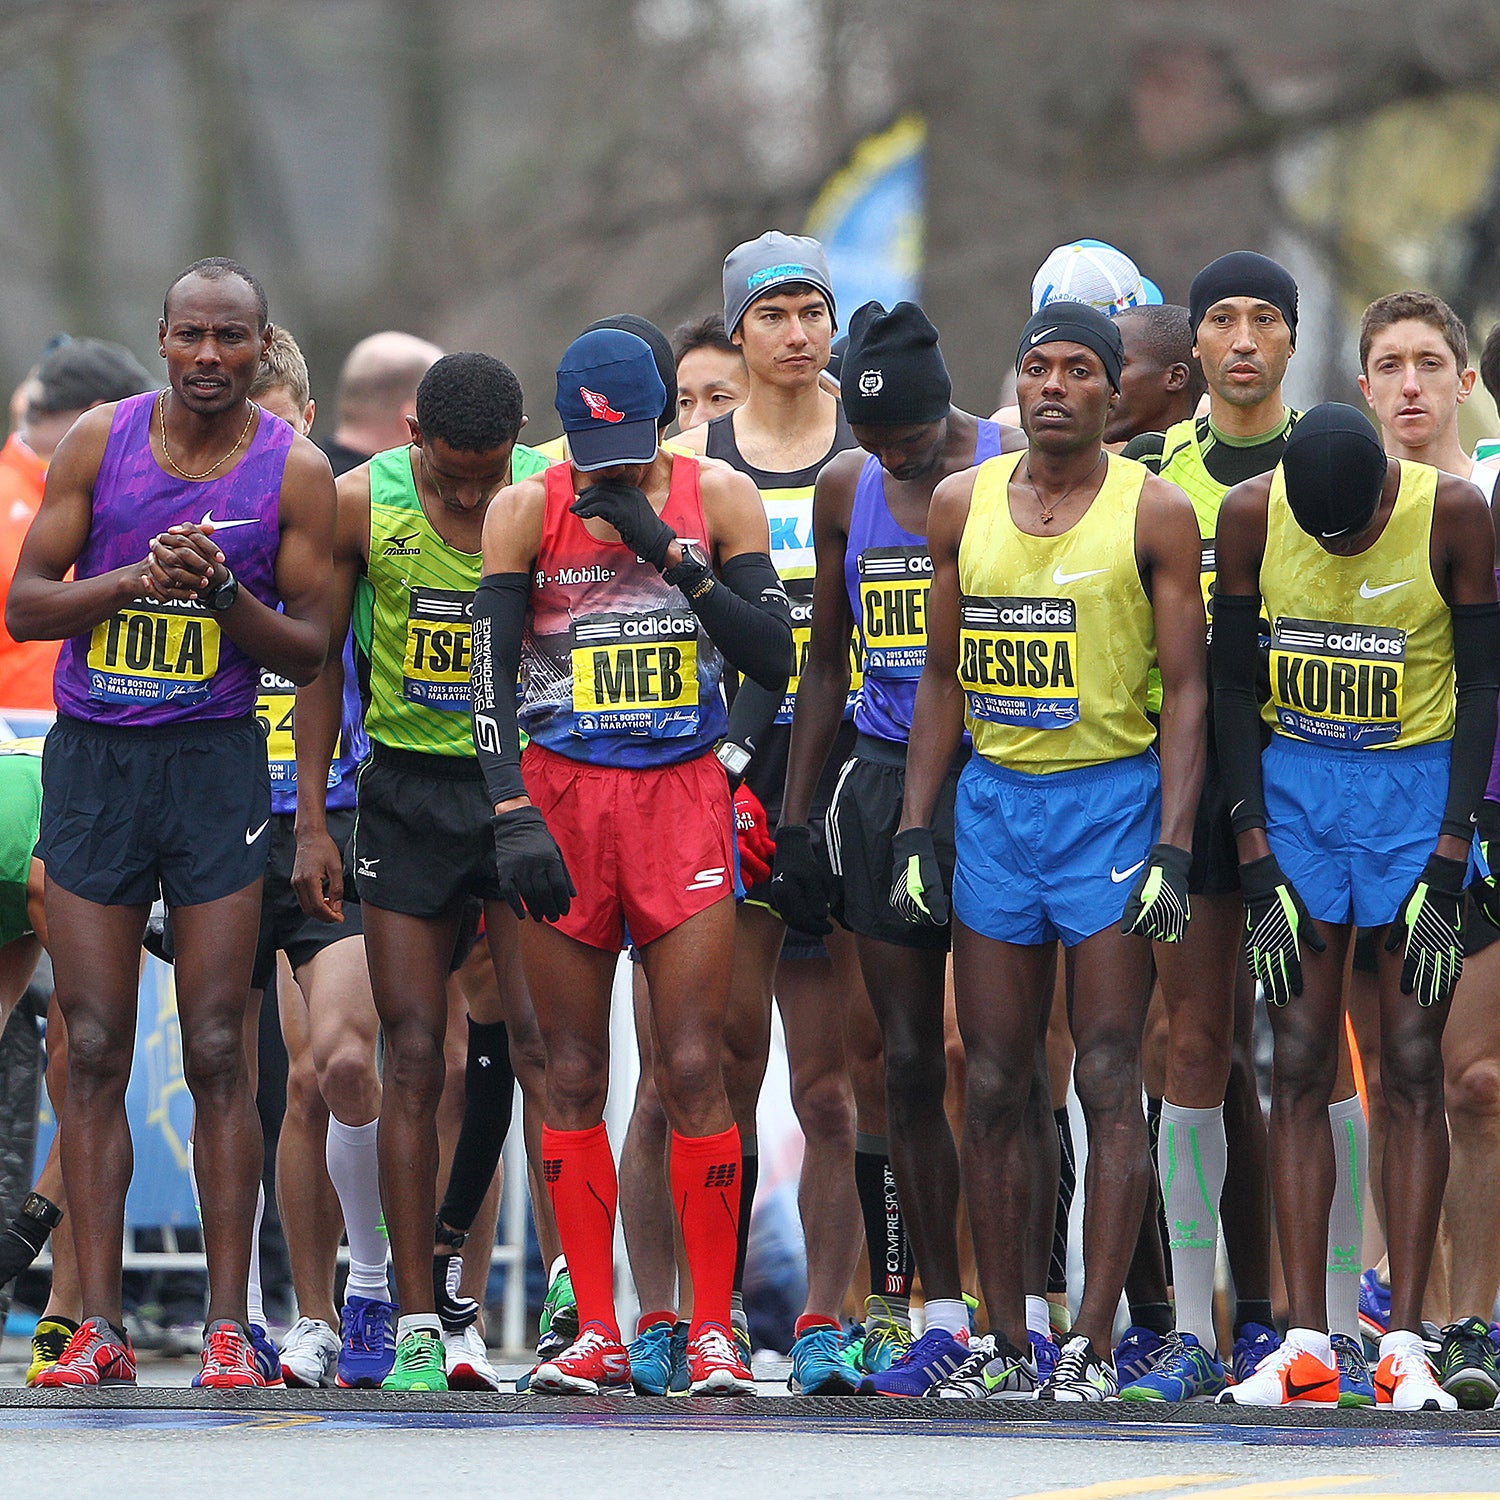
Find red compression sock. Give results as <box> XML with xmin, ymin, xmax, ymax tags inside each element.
<box><xmin>670</xmin><ymin>1125</ymin><xmax>742</xmax><ymax>1338</ymax></box>
<box><xmin>541</xmin><ymin>1122</ymin><xmax>620</xmax><ymax>1341</ymax></box>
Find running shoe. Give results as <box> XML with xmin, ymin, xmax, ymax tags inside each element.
<box><xmin>1217</xmin><ymin>1331</ymin><xmax>1337</xmax><ymax>1406</ymax></box>
<box><xmin>1029</xmin><ymin>1330</ymin><xmax>1059</xmax><ymax>1384</ymax></box>
<box><xmin>1038</xmin><ymin>1336</ymin><xmax>1117</xmax><ymax>1401</ymax></box>
<box><xmin>1231</xmin><ymin>1320</ymin><xmax>1282</xmax><ymax>1384</ymax></box>
<box><xmin>934</xmin><ymin>1334</ymin><xmax>1039</xmax><ymax>1400</ymax></box>
<box><xmin>25</xmin><ymin>1316</ymin><xmax>78</xmax><ymax>1387</ymax></box>
<box><xmin>685</xmin><ymin>1322</ymin><xmax>757</xmax><ymax>1396</ymax></box>
<box><xmin>536</xmin><ymin>1263</ymin><xmax>578</xmax><ymax>1363</ymax></box>
<box><xmin>249</xmin><ymin>1323</ymin><xmax>284</xmax><ymax>1387</ymax></box>
<box><xmin>859</xmin><ymin>1325</ymin><xmax>970</xmax><ymax>1397</ymax></box>
<box><xmin>531</xmin><ymin>1325</ymin><xmax>632</xmax><ymax>1395</ymax></box>
<box><xmin>1119</xmin><ymin>1331</ymin><xmax>1226</xmax><ymax>1402</ymax></box>
<box><xmin>382</xmin><ymin>1327</ymin><xmax>448</xmax><ymax>1392</ymax></box>
<box><xmin>1375</xmin><ymin>1330</ymin><xmax>1456</xmax><ymax>1411</ymax></box>
<box><xmin>789</xmin><ymin>1323</ymin><xmax>857</xmax><ymax>1394</ymax></box>
<box><xmin>628</xmin><ymin>1318</ymin><xmax>675</xmax><ymax>1396</ymax></box>
<box><xmin>843</xmin><ymin>1295</ymin><xmax>912</xmax><ymax>1375</ymax></box>
<box><xmin>194</xmin><ymin>1320</ymin><xmax>267</xmax><ymax>1388</ymax></box>
<box><xmin>1437</xmin><ymin>1317</ymin><xmax>1499</xmax><ymax>1411</ymax></box>
<box><xmin>337</xmin><ymin>1294</ymin><xmax>398</xmax><ymax>1388</ymax></box>
<box><xmin>33</xmin><ymin>1316</ymin><xmax>134</xmax><ymax>1387</ymax></box>
<box><xmin>667</xmin><ymin>1320</ymin><xmax>692</xmax><ymax>1395</ymax></box>
<box><xmin>279</xmin><ymin>1316</ymin><xmax>338</xmax><ymax>1389</ymax></box>
<box><xmin>1359</xmin><ymin>1267</ymin><xmax>1391</xmax><ymax>1343</ymax></box>
<box><xmin>444</xmin><ymin>1325</ymin><xmax>502</xmax><ymax>1391</ymax></box>
<box><xmin>1111</xmin><ymin>1324</ymin><xmax>1165</xmax><ymax>1386</ymax></box>
<box><xmin>1331</xmin><ymin>1331</ymin><xmax>1375</xmax><ymax>1408</ymax></box>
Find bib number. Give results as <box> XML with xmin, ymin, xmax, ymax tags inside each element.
<box><xmin>859</xmin><ymin>546</ymin><xmax>930</xmax><ymax>680</ymax></box>
<box><xmin>959</xmin><ymin>595</ymin><xmax>1079</xmax><ymax>730</ymax></box>
<box><xmin>403</xmin><ymin>587</ymin><xmax>472</xmax><ymax>711</ymax></box>
<box><xmin>1269</xmin><ymin>616</ymin><xmax>1405</xmax><ymax>747</ymax></box>
<box><xmin>87</xmin><ymin>602</ymin><xmax>221</xmax><ymax>707</ymax></box>
<box><xmin>571</xmin><ymin>609</ymin><xmax>700</xmax><ymax>739</ymax></box>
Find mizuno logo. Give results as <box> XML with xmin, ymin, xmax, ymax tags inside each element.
<box><xmin>357</xmin><ymin>857</ymin><xmax>378</xmax><ymax>878</ymax></box>
<box><xmin>1029</xmin><ymin>326</ymin><xmax>1059</xmax><ymax>345</ymax></box>
<box><xmin>200</xmin><ymin>510</ymin><xmax>260</xmax><ymax>530</ymax></box>
<box><xmin>245</xmin><ymin>819</ymin><xmax>269</xmax><ymax>844</ymax></box>
<box><xmin>1359</xmin><ymin>578</ymin><xmax>1412</xmax><ymax>599</ymax></box>
<box><xmin>1052</xmin><ymin>565</ymin><xmax>1106</xmax><ymax>587</ymax></box>
<box><xmin>1110</xmin><ymin>859</ymin><xmax>1145</xmax><ymax>884</ymax></box>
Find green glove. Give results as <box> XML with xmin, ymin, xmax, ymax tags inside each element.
<box><xmin>889</xmin><ymin>827</ymin><xmax>948</xmax><ymax>927</ymax></box>
<box><xmin>1240</xmin><ymin>853</ymin><xmax>1326</xmax><ymax>1006</ymax></box>
<box><xmin>1119</xmin><ymin>843</ymin><xmax>1193</xmax><ymax>943</ymax></box>
<box><xmin>1385</xmin><ymin>853</ymin><xmax>1466</xmax><ymax>1007</ymax></box>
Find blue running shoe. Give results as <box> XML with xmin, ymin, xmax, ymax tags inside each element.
<box><xmin>336</xmin><ymin>1294</ymin><xmax>397</xmax><ymax>1388</ymax></box>
<box><xmin>667</xmin><ymin>1321</ymin><xmax>692</xmax><ymax>1395</ymax></box>
<box><xmin>629</xmin><ymin>1319</ymin><xmax>675</xmax><ymax>1396</ymax></box>
<box><xmin>1112</xmin><ymin>1324</ymin><xmax>1166</xmax><ymax>1386</ymax></box>
<box><xmin>1029</xmin><ymin>1330</ymin><xmax>1059</xmax><ymax>1385</ymax></box>
<box><xmin>788</xmin><ymin>1324</ymin><xmax>856</xmax><ymax>1394</ymax></box>
<box><xmin>1331</xmin><ymin>1331</ymin><xmax>1375</xmax><ymax>1408</ymax></box>
<box><xmin>1119</xmin><ymin>1331</ymin><xmax>1226</xmax><ymax>1402</ymax></box>
<box><xmin>249</xmin><ymin>1324</ymin><xmax>284</xmax><ymax>1387</ymax></box>
<box><xmin>860</xmin><ymin>1326</ymin><xmax>970</xmax><ymax>1397</ymax></box>
<box><xmin>1231</xmin><ymin>1320</ymin><xmax>1281</xmax><ymax>1385</ymax></box>
<box><xmin>1359</xmin><ymin>1268</ymin><xmax>1390</xmax><ymax>1344</ymax></box>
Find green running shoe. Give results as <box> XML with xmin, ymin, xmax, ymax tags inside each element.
<box><xmin>382</xmin><ymin>1328</ymin><xmax>448</xmax><ymax>1391</ymax></box>
<box><xmin>1438</xmin><ymin>1316</ymin><xmax>1500</xmax><ymax>1410</ymax></box>
<box><xmin>537</xmin><ymin>1264</ymin><xmax>578</xmax><ymax>1361</ymax></box>
<box><xmin>849</xmin><ymin>1296</ymin><xmax>913</xmax><ymax>1375</ymax></box>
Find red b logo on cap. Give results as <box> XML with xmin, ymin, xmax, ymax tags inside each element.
<box><xmin>580</xmin><ymin>387</ymin><xmax>625</xmax><ymax>423</ymax></box>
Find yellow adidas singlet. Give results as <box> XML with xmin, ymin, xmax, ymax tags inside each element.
<box><xmin>1260</xmin><ymin>459</ymin><xmax>1452</xmax><ymax>750</ymax></box>
<box><xmin>957</xmin><ymin>451</ymin><xmax>1158</xmax><ymax>775</ymax></box>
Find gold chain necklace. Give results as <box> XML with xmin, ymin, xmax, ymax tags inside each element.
<box><xmin>1025</xmin><ymin>451</ymin><xmax>1105</xmax><ymax>524</ymax></box>
<box><xmin>157</xmin><ymin>389</ymin><xmax>256</xmax><ymax>482</ymax></box>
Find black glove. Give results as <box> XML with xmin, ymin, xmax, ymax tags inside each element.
<box><xmin>1240</xmin><ymin>853</ymin><xmax>1326</xmax><ymax>1006</ymax></box>
<box><xmin>1385</xmin><ymin>853</ymin><xmax>1466</xmax><ymax>1007</ymax></box>
<box><xmin>1120</xmin><ymin>843</ymin><xmax>1193</xmax><ymax>943</ymax></box>
<box><xmin>433</xmin><ymin>1220</ymin><xmax>479</xmax><ymax>1332</ymax></box>
<box><xmin>0</xmin><ymin>1195</ymin><xmax>61</xmax><ymax>1291</ymax></box>
<box><xmin>768</xmin><ymin>823</ymin><xmax>834</xmax><ymax>936</ymax></box>
<box><xmin>490</xmin><ymin>806</ymin><xmax>575</xmax><ymax>923</ymax></box>
<box><xmin>1469</xmin><ymin>801</ymin><xmax>1500</xmax><ymax>929</ymax></box>
<box><xmin>889</xmin><ymin>826</ymin><xmax>949</xmax><ymax>927</ymax></box>
<box><xmin>571</xmin><ymin>480</ymin><xmax>675</xmax><ymax>571</ymax></box>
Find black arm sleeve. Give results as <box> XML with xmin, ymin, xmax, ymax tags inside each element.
<box><xmin>470</xmin><ymin>572</ymin><xmax>531</xmax><ymax>807</ymax></box>
<box><xmin>724</xmin><ymin>676</ymin><xmax>781</xmax><ymax>760</ymax></box>
<box><xmin>1209</xmin><ymin>592</ymin><xmax>1267</xmax><ymax>835</ymax></box>
<box><xmin>1442</xmin><ymin>601</ymin><xmax>1500</xmax><ymax>839</ymax></box>
<box><xmin>671</xmin><ymin>550</ymin><xmax>793</xmax><ymax>695</ymax></box>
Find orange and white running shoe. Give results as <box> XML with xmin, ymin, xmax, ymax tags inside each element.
<box><xmin>685</xmin><ymin>1322</ymin><xmax>757</xmax><ymax>1396</ymax></box>
<box><xmin>1375</xmin><ymin>1330</ymin><xmax>1458</xmax><ymax>1411</ymax></box>
<box><xmin>1216</xmin><ymin>1328</ymin><xmax>1337</xmax><ymax>1406</ymax></box>
<box><xmin>33</xmin><ymin>1316</ymin><xmax>136</xmax><ymax>1387</ymax></box>
<box><xmin>194</xmin><ymin>1319</ymin><xmax>269</xmax><ymax>1388</ymax></box>
<box><xmin>530</xmin><ymin>1324</ymin><xmax>632</xmax><ymax>1395</ymax></box>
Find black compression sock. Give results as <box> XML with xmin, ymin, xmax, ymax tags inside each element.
<box><xmin>1235</xmin><ymin>1299</ymin><xmax>1275</xmax><ymax>1336</ymax></box>
<box><xmin>438</xmin><ymin>1019</ymin><xmax>515</xmax><ymax>1233</ymax></box>
<box><xmin>1049</xmin><ymin>1107</ymin><xmax>1075</xmax><ymax>1295</ymax></box>
<box><xmin>732</xmin><ymin>1134</ymin><xmax>759</xmax><ymax>1291</ymax></box>
<box><xmin>854</xmin><ymin>1134</ymin><xmax>913</xmax><ymax>1300</ymax></box>
<box><xmin>1127</xmin><ymin>1300</ymin><xmax>1175</xmax><ymax>1337</ymax></box>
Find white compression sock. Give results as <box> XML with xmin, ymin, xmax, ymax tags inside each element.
<box><xmin>326</xmin><ymin>1116</ymin><xmax>389</xmax><ymax>1302</ymax></box>
<box><xmin>1025</xmin><ymin>1294</ymin><xmax>1051</xmax><ymax>1340</ymax></box>
<box><xmin>1326</xmin><ymin>1094</ymin><xmax>1368</xmax><ymax>1339</ymax></box>
<box><xmin>1159</xmin><ymin>1100</ymin><xmax>1227</xmax><ymax>1352</ymax></box>
<box><xmin>187</xmin><ymin>1136</ymin><xmax>264</xmax><ymax>1327</ymax></box>
<box><xmin>923</xmin><ymin>1298</ymin><xmax>969</xmax><ymax>1336</ymax></box>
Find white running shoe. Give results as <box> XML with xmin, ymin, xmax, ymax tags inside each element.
<box><xmin>444</xmin><ymin>1325</ymin><xmax>504</xmax><ymax>1391</ymax></box>
<box><xmin>278</xmin><ymin>1317</ymin><xmax>339</xmax><ymax>1389</ymax></box>
<box><xmin>1376</xmin><ymin>1330</ymin><xmax>1457</xmax><ymax>1412</ymax></box>
<box><xmin>1217</xmin><ymin>1328</ymin><xmax>1337</xmax><ymax>1407</ymax></box>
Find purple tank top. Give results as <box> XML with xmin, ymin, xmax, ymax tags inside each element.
<box><xmin>54</xmin><ymin>391</ymin><xmax>291</xmax><ymax>726</ymax></box>
<box><xmin>846</xmin><ymin>419</ymin><xmax>1004</xmax><ymax>744</ymax></box>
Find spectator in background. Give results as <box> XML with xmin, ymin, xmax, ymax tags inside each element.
<box><xmin>321</xmin><ymin>331</ymin><xmax>443</xmax><ymax>477</ymax></box>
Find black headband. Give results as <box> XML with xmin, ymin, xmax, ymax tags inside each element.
<box><xmin>1189</xmin><ymin>252</ymin><xmax>1298</xmax><ymax>341</ymax></box>
<box><xmin>1015</xmin><ymin>302</ymin><xmax>1124</xmax><ymax>391</ymax></box>
<box><xmin>1281</xmin><ymin>403</ymin><xmax>1387</xmax><ymax>539</ymax></box>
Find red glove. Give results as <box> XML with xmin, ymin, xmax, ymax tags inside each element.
<box><xmin>733</xmin><ymin>783</ymin><xmax>775</xmax><ymax>890</ymax></box>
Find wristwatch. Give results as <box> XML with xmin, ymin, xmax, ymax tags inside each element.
<box><xmin>20</xmin><ymin>1192</ymin><xmax>62</xmax><ymax>1230</ymax></box>
<box><xmin>663</xmin><ymin>542</ymin><xmax>714</xmax><ymax>598</ymax></box>
<box><xmin>715</xmin><ymin>739</ymin><xmax>752</xmax><ymax>782</ymax></box>
<box><xmin>201</xmin><ymin>567</ymin><xmax>239</xmax><ymax>612</ymax></box>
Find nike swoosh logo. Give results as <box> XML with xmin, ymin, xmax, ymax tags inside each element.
<box><xmin>1029</xmin><ymin>326</ymin><xmax>1059</xmax><ymax>345</ymax></box>
<box><xmin>1111</xmin><ymin>860</ymin><xmax>1146</xmax><ymax>884</ymax></box>
<box><xmin>200</xmin><ymin>510</ymin><xmax>260</xmax><ymax>530</ymax></box>
<box><xmin>1284</xmin><ymin>1373</ymin><xmax>1333</xmax><ymax>1400</ymax></box>
<box><xmin>1053</xmin><ymin>566</ymin><xmax>1107</xmax><ymax>587</ymax></box>
<box><xmin>1359</xmin><ymin>578</ymin><xmax>1412</xmax><ymax>599</ymax></box>
<box><xmin>245</xmin><ymin>819</ymin><xmax>269</xmax><ymax>844</ymax></box>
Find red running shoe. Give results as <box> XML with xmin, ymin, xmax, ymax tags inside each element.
<box><xmin>530</xmin><ymin>1325</ymin><xmax>632</xmax><ymax>1395</ymax></box>
<box><xmin>194</xmin><ymin>1319</ymin><xmax>269</xmax><ymax>1388</ymax></box>
<box><xmin>685</xmin><ymin>1322</ymin><xmax>756</xmax><ymax>1396</ymax></box>
<box><xmin>33</xmin><ymin>1316</ymin><xmax>136</xmax><ymax>1387</ymax></box>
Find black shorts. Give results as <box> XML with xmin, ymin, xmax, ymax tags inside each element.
<box><xmin>350</xmin><ymin>745</ymin><xmax>503</xmax><ymax>919</ymax></box>
<box><xmin>826</xmin><ymin>735</ymin><xmax>959</xmax><ymax>951</ymax></box>
<box><xmin>744</xmin><ymin>718</ymin><xmax>858</xmax><ymax>959</ymax></box>
<box><xmin>250</xmin><ymin>806</ymin><xmax>365</xmax><ymax>990</ymax></box>
<box><xmin>1188</xmin><ymin>740</ymin><xmax>1240</xmax><ymax>897</ymax></box>
<box><xmin>40</xmin><ymin>714</ymin><xmax>269</xmax><ymax>909</ymax></box>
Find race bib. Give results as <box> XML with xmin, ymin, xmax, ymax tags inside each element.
<box><xmin>776</xmin><ymin>576</ymin><xmax>863</xmax><ymax>725</ymax></box>
<box><xmin>87</xmin><ymin>601</ymin><xmax>221</xmax><ymax>707</ymax></box>
<box><xmin>859</xmin><ymin>546</ymin><xmax>931</xmax><ymax>680</ymax></box>
<box><xmin>1270</xmin><ymin>616</ymin><xmax>1404</xmax><ymax>747</ymax></box>
<box><xmin>958</xmin><ymin>595</ymin><xmax>1079</xmax><ymax>730</ymax></box>
<box><xmin>570</xmin><ymin>609</ymin><xmax>700</xmax><ymax>739</ymax></box>
<box><xmin>403</xmin><ymin>587</ymin><xmax>472</xmax><ymax>711</ymax></box>
<box><xmin>255</xmin><ymin>670</ymin><xmax>345</xmax><ymax>790</ymax></box>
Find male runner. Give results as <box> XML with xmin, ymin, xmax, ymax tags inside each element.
<box><xmin>1212</xmin><ymin>403</ymin><xmax>1497</xmax><ymax>1412</ymax></box>
<box><xmin>896</xmin><ymin>302</ymin><xmax>1207</xmax><ymax>1401</ymax></box>
<box><xmin>7</xmin><ymin>258</ymin><xmax>335</xmax><ymax>1387</ymax></box>
<box><xmin>1355</xmin><ymin>292</ymin><xmax>1500</xmax><ymax>1406</ymax></box>
<box><xmin>321</xmin><ymin>331</ymin><xmax>445</xmax><ymax>476</ymax></box>
<box><xmin>673</xmin><ymin>316</ymin><xmax>748</xmax><ymax>432</ymax></box>
<box><xmin>771</xmin><ymin>300</ymin><xmax>1023</xmax><ymax>1395</ymax></box>
<box><xmin>292</xmin><ymin>351</ymin><xmax>547</xmax><ymax>1392</ymax></box>
<box><xmin>470</xmin><ymin>327</ymin><xmax>791</xmax><ymax>1396</ymax></box>
<box><xmin>1105</xmin><ymin>306</ymin><xmax>1205</xmax><ymax>449</ymax></box>
<box><xmin>676</xmin><ymin>232</ymin><xmax>867</xmax><ymax>1392</ymax></box>
<box><xmin>1478</xmin><ymin>323</ymin><xmax>1500</xmax><ymax>463</ymax></box>
<box><xmin>1115</xmin><ymin>252</ymin><xmax>1303</xmax><ymax>1402</ymax></box>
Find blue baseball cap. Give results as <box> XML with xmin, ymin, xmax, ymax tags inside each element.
<box><xmin>555</xmin><ymin>329</ymin><xmax>667</xmax><ymax>472</ymax></box>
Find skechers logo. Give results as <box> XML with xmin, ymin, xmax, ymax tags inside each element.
<box><xmin>687</xmin><ymin>866</ymin><xmax>727</xmax><ymax>892</ymax></box>
<box><xmin>384</xmin><ymin>532</ymin><xmax>421</xmax><ymax>557</ymax></box>
<box><xmin>705</xmin><ymin>1163</ymin><xmax>737</xmax><ymax>1189</ymax></box>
